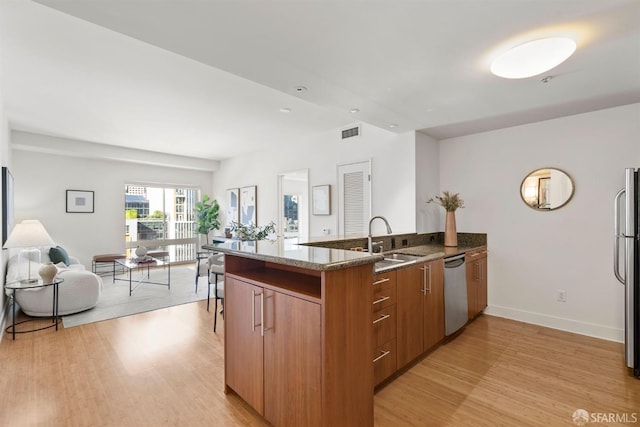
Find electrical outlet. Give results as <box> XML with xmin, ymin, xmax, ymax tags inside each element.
<box><xmin>557</xmin><ymin>290</ymin><xmax>567</xmax><ymax>302</ymax></box>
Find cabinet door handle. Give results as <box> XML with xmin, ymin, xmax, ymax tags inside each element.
<box><xmin>261</xmin><ymin>291</ymin><xmax>265</xmax><ymax>336</ymax></box>
<box><xmin>420</xmin><ymin>265</ymin><xmax>431</xmax><ymax>294</ymax></box>
<box><xmin>373</xmin><ymin>313</ymin><xmax>391</xmax><ymax>324</ymax></box>
<box><xmin>251</xmin><ymin>290</ymin><xmax>257</xmax><ymax>332</ymax></box>
<box><xmin>252</xmin><ymin>290</ymin><xmax>265</xmax><ymax>333</ymax></box>
<box><xmin>373</xmin><ymin>278</ymin><xmax>390</xmax><ymax>286</ymax></box>
<box><xmin>260</xmin><ymin>292</ymin><xmax>273</xmax><ymax>336</ymax></box>
<box><xmin>373</xmin><ymin>295</ymin><xmax>390</xmax><ymax>305</ymax></box>
<box><xmin>373</xmin><ymin>350</ymin><xmax>391</xmax><ymax>363</ymax></box>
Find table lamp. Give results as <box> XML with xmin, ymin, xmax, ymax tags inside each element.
<box><xmin>3</xmin><ymin>219</ymin><xmax>55</xmax><ymax>283</ymax></box>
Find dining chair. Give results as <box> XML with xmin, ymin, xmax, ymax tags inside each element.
<box><xmin>207</xmin><ymin>253</ymin><xmax>225</xmax><ymax>332</ymax></box>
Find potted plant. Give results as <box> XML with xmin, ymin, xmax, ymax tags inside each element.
<box><xmin>428</xmin><ymin>191</ymin><xmax>464</xmax><ymax>247</ymax></box>
<box><xmin>229</xmin><ymin>221</ymin><xmax>276</xmax><ymax>241</ymax></box>
<box><xmin>194</xmin><ymin>195</ymin><xmax>221</xmax><ymax>246</ymax></box>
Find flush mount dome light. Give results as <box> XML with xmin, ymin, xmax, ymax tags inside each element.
<box><xmin>490</xmin><ymin>37</ymin><xmax>577</xmax><ymax>79</ymax></box>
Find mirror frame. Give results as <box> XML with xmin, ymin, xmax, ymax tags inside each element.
<box><xmin>520</xmin><ymin>167</ymin><xmax>575</xmax><ymax>211</ymax></box>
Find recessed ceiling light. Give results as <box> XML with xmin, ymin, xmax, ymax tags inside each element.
<box><xmin>389</xmin><ymin>124</ymin><xmax>398</xmax><ymax>129</ymax></box>
<box><xmin>350</xmin><ymin>108</ymin><xmax>360</xmax><ymax>114</ymax></box>
<box><xmin>294</xmin><ymin>86</ymin><xmax>307</xmax><ymax>93</ymax></box>
<box><xmin>490</xmin><ymin>37</ymin><xmax>577</xmax><ymax>79</ymax></box>
<box><xmin>280</xmin><ymin>107</ymin><xmax>291</xmax><ymax>113</ymax></box>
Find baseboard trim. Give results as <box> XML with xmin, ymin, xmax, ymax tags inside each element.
<box><xmin>485</xmin><ymin>305</ymin><xmax>624</xmax><ymax>343</ymax></box>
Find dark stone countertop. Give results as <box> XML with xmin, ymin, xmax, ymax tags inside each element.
<box><xmin>202</xmin><ymin>239</ymin><xmax>384</xmax><ymax>272</ymax></box>
<box><xmin>202</xmin><ymin>237</ymin><xmax>486</xmax><ymax>273</ymax></box>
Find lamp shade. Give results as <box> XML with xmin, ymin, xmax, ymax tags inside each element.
<box><xmin>2</xmin><ymin>220</ymin><xmax>55</xmax><ymax>249</ymax></box>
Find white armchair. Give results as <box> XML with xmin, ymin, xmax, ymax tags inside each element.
<box><xmin>6</xmin><ymin>248</ymin><xmax>103</xmax><ymax>317</ymax></box>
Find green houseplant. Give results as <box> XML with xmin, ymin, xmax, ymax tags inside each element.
<box><xmin>194</xmin><ymin>195</ymin><xmax>221</xmax><ymax>243</ymax></box>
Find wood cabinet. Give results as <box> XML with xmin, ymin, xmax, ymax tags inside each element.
<box><xmin>372</xmin><ymin>270</ymin><xmax>397</xmax><ymax>386</ymax></box>
<box><xmin>224</xmin><ymin>255</ymin><xmax>373</xmax><ymax>427</ymax></box>
<box><xmin>396</xmin><ymin>258</ymin><xmax>445</xmax><ymax>369</ymax></box>
<box><xmin>466</xmin><ymin>247</ymin><xmax>488</xmax><ymax>319</ymax></box>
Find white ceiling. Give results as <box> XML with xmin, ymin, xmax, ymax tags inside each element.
<box><xmin>2</xmin><ymin>0</ymin><xmax>639</xmax><ymax>161</ymax></box>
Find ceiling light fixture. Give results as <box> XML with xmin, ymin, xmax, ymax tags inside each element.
<box><xmin>279</xmin><ymin>107</ymin><xmax>291</xmax><ymax>113</ymax></box>
<box><xmin>490</xmin><ymin>37</ymin><xmax>576</xmax><ymax>79</ymax></box>
<box><xmin>350</xmin><ymin>108</ymin><xmax>360</xmax><ymax>114</ymax></box>
<box><xmin>389</xmin><ymin>124</ymin><xmax>398</xmax><ymax>129</ymax></box>
<box><xmin>294</xmin><ymin>86</ymin><xmax>307</xmax><ymax>93</ymax></box>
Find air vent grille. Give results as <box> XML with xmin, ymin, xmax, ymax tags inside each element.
<box><xmin>341</xmin><ymin>125</ymin><xmax>361</xmax><ymax>140</ymax></box>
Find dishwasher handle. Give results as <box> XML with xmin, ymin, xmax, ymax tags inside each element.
<box><xmin>444</xmin><ymin>254</ymin><xmax>465</xmax><ymax>268</ymax></box>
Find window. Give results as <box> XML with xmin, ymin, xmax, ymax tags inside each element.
<box><xmin>283</xmin><ymin>194</ymin><xmax>299</xmax><ymax>235</ymax></box>
<box><xmin>124</xmin><ymin>184</ymin><xmax>199</xmax><ymax>262</ymax></box>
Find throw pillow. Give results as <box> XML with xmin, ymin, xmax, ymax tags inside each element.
<box><xmin>49</xmin><ymin>246</ymin><xmax>70</xmax><ymax>266</ymax></box>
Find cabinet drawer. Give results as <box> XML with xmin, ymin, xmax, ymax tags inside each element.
<box><xmin>466</xmin><ymin>246</ymin><xmax>487</xmax><ymax>260</ymax></box>
<box><xmin>373</xmin><ymin>271</ymin><xmax>396</xmax><ymax>311</ymax></box>
<box><xmin>373</xmin><ymin>271</ymin><xmax>396</xmax><ymax>292</ymax></box>
<box><xmin>373</xmin><ymin>339</ymin><xmax>396</xmax><ymax>386</ymax></box>
<box><xmin>373</xmin><ymin>305</ymin><xmax>396</xmax><ymax>348</ymax></box>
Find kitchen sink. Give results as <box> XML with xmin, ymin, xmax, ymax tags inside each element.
<box><xmin>375</xmin><ymin>253</ymin><xmax>422</xmax><ymax>272</ymax></box>
<box><xmin>384</xmin><ymin>253</ymin><xmax>422</xmax><ymax>262</ymax></box>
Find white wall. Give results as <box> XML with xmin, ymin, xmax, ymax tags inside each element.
<box><xmin>212</xmin><ymin>123</ymin><xmax>419</xmax><ymax>238</ymax></box>
<box><xmin>0</xmin><ymin>12</ymin><xmax>10</xmax><ymax>319</ymax></box>
<box><xmin>439</xmin><ymin>103</ymin><xmax>640</xmax><ymax>342</ymax></box>
<box><xmin>415</xmin><ymin>131</ymin><xmax>440</xmax><ymax>233</ymax></box>
<box><xmin>11</xmin><ymin>132</ymin><xmax>213</xmax><ymax>268</ymax></box>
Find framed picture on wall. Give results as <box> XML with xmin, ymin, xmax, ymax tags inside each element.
<box><xmin>312</xmin><ymin>185</ymin><xmax>331</xmax><ymax>215</ymax></box>
<box><xmin>226</xmin><ymin>188</ymin><xmax>239</xmax><ymax>227</ymax></box>
<box><xmin>66</xmin><ymin>190</ymin><xmax>94</xmax><ymax>213</ymax></box>
<box><xmin>2</xmin><ymin>167</ymin><xmax>14</xmax><ymax>244</ymax></box>
<box><xmin>240</xmin><ymin>186</ymin><xmax>257</xmax><ymax>225</ymax></box>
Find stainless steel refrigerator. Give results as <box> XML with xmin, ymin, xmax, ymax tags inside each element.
<box><xmin>614</xmin><ymin>168</ymin><xmax>640</xmax><ymax>378</ymax></box>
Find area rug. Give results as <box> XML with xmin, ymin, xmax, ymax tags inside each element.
<box><xmin>62</xmin><ymin>265</ymin><xmax>216</xmax><ymax>328</ymax></box>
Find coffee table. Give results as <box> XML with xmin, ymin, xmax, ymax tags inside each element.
<box><xmin>115</xmin><ymin>257</ymin><xmax>171</xmax><ymax>296</ymax></box>
<box><xmin>5</xmin><ymin>278</ymin><xmax>65</xmax><ymax>340</ymax></box>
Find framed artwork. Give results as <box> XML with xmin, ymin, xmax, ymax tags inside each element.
<box><xmin>240</xmin><ymin>186</ymin><xmax>257</xmax><ymax>225</ymax></box>
<box><xmin>226</xmin><ymin>188</ymin><xmax>239</xmax><ymax>227</ymax></box>
<box><xmin>66</xmin><ymin>190</ymin><xmax>94</xmax><ymax>213</ymax></box>
<box><xmin>2</xmin><ymin>167</ymin><xmax>14</xmax><ymax>245</ymax></box>
<box><xmin>312</xmin><ymin>185</ymin><xmax>331</xmax><ymax>215</ymax></box>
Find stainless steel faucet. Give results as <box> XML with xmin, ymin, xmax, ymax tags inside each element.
<box><xmin>368</xmin><ymin>216</ymin><xmax>393</xmax><ymax>253</ymax></box>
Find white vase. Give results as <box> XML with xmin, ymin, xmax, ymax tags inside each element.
<box><xmin>39</xmin><ymin>262</ymin><xmax>57</xmax><ymax>284</ymax></box>
<box><xmin>135</xmin><ymin>246</ymin><xmax>148</xmax><ymax>257</ymax></box>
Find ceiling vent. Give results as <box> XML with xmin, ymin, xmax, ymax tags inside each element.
<box><xmin>341</xmin><ymin>124</ymin><xmax>361</xmax><ymax>140</ymax></box>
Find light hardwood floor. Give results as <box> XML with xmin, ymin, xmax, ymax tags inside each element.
<box><xmin>1</xmin><ymin>302</ymin><xmax>638</xmax><ymax>426</ymax></box>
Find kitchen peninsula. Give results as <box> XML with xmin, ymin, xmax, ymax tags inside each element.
<box><xmin>203</xmin><ymin>239</ymin><xmax>383</xmax><ymax>427</ymax></box>
<box><xmin>203</xmin><ymin>232</ymin><xmax>487</xmax><ymax>427</ymax></box>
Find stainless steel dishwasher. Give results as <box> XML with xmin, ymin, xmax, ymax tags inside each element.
<box><xmin>444</xmin><ymin>254</ymin><xmax>468</xmax><ymax>336</ymax></box>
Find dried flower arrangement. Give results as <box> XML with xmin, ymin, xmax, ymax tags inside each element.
<box><xmin>427</xmin><ymin>191</ymin><xmax>465</xmax><ymax>212</ymax></box>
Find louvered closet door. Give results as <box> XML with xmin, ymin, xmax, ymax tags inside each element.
<box><xmin>338</xmin><ymin>161</ymin><xmax>371</xmax><ymax>236</ymax></box>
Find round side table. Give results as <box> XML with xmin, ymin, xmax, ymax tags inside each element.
<box><xmin>4</xmin><ymin>278</ymin><xmax>65</xmax><ymax>340</ymax></box>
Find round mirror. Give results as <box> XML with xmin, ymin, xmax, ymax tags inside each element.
<box><xmin>520</xmin><ymin>167</ymin><xmax>574</xmax><ymax>210</ymax></box>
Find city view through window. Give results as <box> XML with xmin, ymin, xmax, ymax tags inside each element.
<box><xmin>125</xmin><ymin>185</ymin><xmax>200</xmax><ymax>262</ymax></box>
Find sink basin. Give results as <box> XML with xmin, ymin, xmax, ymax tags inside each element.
<box><xmin>375</xmin><ymin>253</ymin><xmax>422</xmax><ymax>272</ymax></box>
<box><xmin>384</xmin><ymin>253</ymin><xmax>422</xmax><ymax>262</ymax></box>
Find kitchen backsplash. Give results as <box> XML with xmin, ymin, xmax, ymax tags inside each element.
<box><xmin>302</xmin><ymin>232</ymin><xmax>487</xmax><ymax>251</ymax></box>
